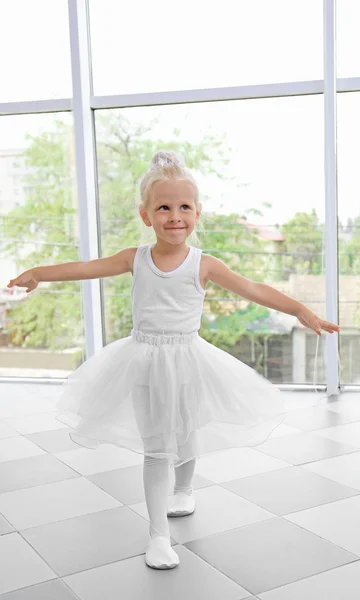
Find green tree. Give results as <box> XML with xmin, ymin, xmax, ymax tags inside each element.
<box><xmin>4</xmin><ymin>121</ymin><xmax>81</xmax><ymax>350</ymax></box>
<box><xmin>341</xmin><ymin>215</ymin><xmax>360</xmax><ymax>273</ymax></box>
<box><xmin>340</xmin><ymin>215</ymin><xmax>360</xmax><ymax>328</ymax></box>
<box><xmin>280</xmin><ymin>209</ymin><xmax>324</xmax><ymax>276</ymax></box>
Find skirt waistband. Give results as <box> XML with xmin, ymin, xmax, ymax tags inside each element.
<box><xmin>131</xmin><ymin>328</ymin><xmax>199</xmax><ymax>346</ymax></box>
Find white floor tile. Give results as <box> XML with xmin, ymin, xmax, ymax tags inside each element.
<box><xmin>0</xmin><ymin>420</ymin><xmax>21</xmax><ymax>439</ymax></box>
<box><xmin>0</xmin><ymin>532</ymin><xmax>56</xmax><ymax>595</ymax></box>
<box><xmin>3</xmin><ymin>412</ymin><xmax>68</xmax><ymax>435</ymax></box>
<box><xmin>302</xmin><ymin>451</ymin><xmax>360</xmax><ymax>490</ymax></box>
<box><xmin>258</xmin><ymin>559</ymin><xmax>360</xmax><ymax>599</ymax></box>
<box><xmin>0</xmin><ymin>396</ymin><xmax>57</xmax><ymax>418</ymax></box>
<box><xmin>195</xmin><ymin>447</ymin><xmax>290</xmax><ymax>483</ymax></box>
<box><xmin>314</xmin><ymin>421</ymin><xmax>360</xmax><ymax>449</ymax></box>
<box><xmin>330</xmin><ymin>399</ymin><xmax>360</xmax><ymax>418</ymax></box>
<box><xmin>0</xmin><ymin>477</ymin><xmax>121</xmax><ymax>530</ymax></box>
<box><xmin>62</xmin><ymin>544</ymin><xmax>250</xmax><ymax>600</ymax></box>
<box><xmin>285</xmin><ymin>495</ymin><xmax>360</xmax><ymax>556</ymax></box>
<box><xmin>267</xmin><ymin>424</ymin><xmax>302</xmax><ymax>438</ymax></box>
<box><xmin>54</xmin><ymin>444</ymin><xmax>144</xmax><ymax>475</ymax></box>
<box><xmin>0</xmin><ymin>436</ymin><xmax>45</xmax><ymax>463</ymax></box>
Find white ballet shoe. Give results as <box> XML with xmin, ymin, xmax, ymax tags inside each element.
<box><xmin>145</xmin><ymin>536</ymin><xmax>180</xmax><ymax>569</ymax></box>
<box><xmin>167</xmin><ymin>492</ymin><xmax>196</xmax><ymax>517</ymax></box>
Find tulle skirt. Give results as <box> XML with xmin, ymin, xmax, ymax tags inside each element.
<box><xmin>55</xmin><ymin>328</ymin><xmax>307</xmax><ymax>467</ymax></box>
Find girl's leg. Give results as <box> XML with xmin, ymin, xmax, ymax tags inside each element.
<box><xmin>143</xmin><ymin>455</ymin><xmax>170</xmax><ymax>540</ymax></box>
<box><xmin>174</xmin><ymin>457</ymin><xmax>197</xmax><ymax>495</ymax></box>
<box><xmin>143</xmin><ymin>454</ymin><xmax>179</xmax><ymax>569</ymax></box>
<box><xmin>168</xmin><ymin>429</ymin><xmax>198</xmax><ymax>517</ymax></box>
<box><xmin>167</xmin><ymin>458</ymin><xmax>197</xmax><ymax>517</ymax></box>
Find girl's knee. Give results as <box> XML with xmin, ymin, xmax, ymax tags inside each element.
<box><xmin>144</xmin><ymin>454</ymin><xmax>169</xmax><ymax>466</ymax></box>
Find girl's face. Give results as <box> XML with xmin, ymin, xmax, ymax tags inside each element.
<box><xmin>141</xmin><ymin>180</ymin><xmax>201</xmax><ymax>243</ymax></box>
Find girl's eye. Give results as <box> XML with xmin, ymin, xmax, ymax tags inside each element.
<box><xmin>159</xmin><ymin>205</ymin><xmax>190</xmax><ymax>210</ymax></box>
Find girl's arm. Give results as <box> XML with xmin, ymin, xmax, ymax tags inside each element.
<box><xmin>206</xmin><ymin>255</ymin><xmax>340</xmax><ymax>336</ymax></box>
<box><xmin>7</xmin><ymin>247</ymin><xmax>135</xmax><ymax>293</ymax></box>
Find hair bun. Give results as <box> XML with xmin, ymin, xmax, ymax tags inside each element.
<box><xmin>150</xmin><ymin>150</ymin><xmax>186</xmax><ymax>169</ymax></box>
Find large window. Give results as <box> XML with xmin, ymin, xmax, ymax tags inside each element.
<box><xmin>89</xmin><ymin>0</ymin><xmax>323</xmax><ymax>95</ymax></box>
<box><xmin>0</xmin><ymin>0</ymin><xmax>72</xmax><ymax>102</ymax></box>
<box><xmin>336</xmin><ymin>0</ymin><xmax>360</xmax><ymax>78</ymax></box>
<box><xmin>0</xmin><ymin>0</ymin><xmax>356</xmax><ymax>389</ymax></box>
<box><xmin>95</xmin><ymin>95</ymin><xmax>325</xmax><ymax>384</ymax></box>
<box><xmin>337</xmin><ymin>92</ymin><xmax>360</xmax><ymax>385</ymax></box>
<box><xmin>0</xmin><ymin>113</ymin><xmax>86</xmax><ymax>377</ymax></box>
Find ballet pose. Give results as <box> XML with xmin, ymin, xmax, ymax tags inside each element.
<box><xmin>8</xmin><ymin>150</ymin><xmax>340</xmax><ymax>569</ymax></box>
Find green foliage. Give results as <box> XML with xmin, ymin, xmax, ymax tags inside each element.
<box><xmin>4</xmin><ymin>120</ymin><xmax>82</xmax><ymax>349</ymax></box>
<box><xmin>340</xmin><ymin>215</ymin><xmax>360</xmax><ymax>273</ymax></box>
<box><xmin>339</xmin><ymin>215</ymin><xmax>360</xmax><ymax>328</ymax></box>
<box><xmin>280</xmin><ymin>210</ymin><xmax>324</xmax><ymax>275</ymax></box>
<box><xmin>202</xmin><ymin>304</ymin><xmax>270</xmax><ymax>352</ymax></box>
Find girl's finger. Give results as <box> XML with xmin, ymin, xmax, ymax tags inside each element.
<box><xmin>320</xmin><ymin>320</ymin><xmax>340</xmax><ymax>332</ymax></box>
<box><xmin>313</xmin><ymin>323</ymin><xmax>321</xmax><ymax>334</ymax></box>
<box><xmin>322</xmin><ymin>325</ymin><xmax>335</xmax><ymax>333</ymax></box>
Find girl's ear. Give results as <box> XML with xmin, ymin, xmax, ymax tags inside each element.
<box><xmin>139</xmin><ymin>205</ymin><xmax>152</xmax><ymax>227</ymax></box>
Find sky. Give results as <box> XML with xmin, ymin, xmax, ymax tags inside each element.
<box><xmin>0</xmin><ymin>0</ymin><xmax>359</xmax><ymax>226</ymax></box>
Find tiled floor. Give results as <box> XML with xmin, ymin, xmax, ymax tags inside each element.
<box><xmin>1</xmin><ymin>384</ymin><xmax>360</xmax><ymax>599</ymax></box>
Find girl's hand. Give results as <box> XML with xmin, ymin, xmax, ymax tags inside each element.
<box><xmin>296</xmin><ymin>308</ymin><xmax>340</xmax><ymax>336</ymax></box>
<box><xmin>7</xmin><ymin>270</ymin><xmax>39</xmax><ymax>294</ymax></box>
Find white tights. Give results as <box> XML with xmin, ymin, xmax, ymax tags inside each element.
<box><xmin>143</xmin><ymin>455</ymin><xmax>196</xmax><ymax>539</ymax></box>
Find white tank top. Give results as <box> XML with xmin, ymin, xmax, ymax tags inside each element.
<box><xmin>131</xmin><ymin>243</ymin><xmax>206</xmax><ymax>335</ymax></box>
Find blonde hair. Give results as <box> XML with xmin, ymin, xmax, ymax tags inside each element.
<box><xmin>136</xmin><ymin>150</ymin><xmax>204</xmax><ymax>246</ymax></box>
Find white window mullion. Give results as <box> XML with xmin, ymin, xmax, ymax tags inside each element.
<box><xmin>323</xmin><ymin>0</ymin><xmax>340</xmax><ymax>394</ymax></box>
<box><xmin>0</xmin><ymin>99</ymin><xmax>71</xmax><ymax>115</ymax></box>
<box><xmin>67</xmin><ymin>0</ymin><xmax>103</xmax><ymax>359</ymax></box>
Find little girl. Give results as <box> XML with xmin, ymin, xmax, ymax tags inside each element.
<box><xmin>8</xmin><ymin>150</ymin><xmax>340</xmax><ymax>571</ymax></box>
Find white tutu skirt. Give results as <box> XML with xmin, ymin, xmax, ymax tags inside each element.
<box><xmin>55</xmin><ymin>328</ymin><xmax>303</xmax><ymax>467</ymax></box>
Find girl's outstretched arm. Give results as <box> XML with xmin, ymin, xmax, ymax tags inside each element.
<box><xmin>206</xmin><ymin>255</ymin><xmax>340</xmax><ymax>336</ymax></box>
<box><xmin>7</xmin><ymin>247</ymin><xmax>135</xmax><ymax>293</ymax></box>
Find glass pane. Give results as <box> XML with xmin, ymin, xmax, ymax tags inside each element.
<box><xmin>337</xmin><ymin>92</ymin><xmax>360</xmax><ymax>385</ymax></box>
<box><xmin>94</xmin><ymin>95</ymin><xmax>325</xmax><ymax>385</ymax></box>
<box><xmin>90</xmin><ymin>0</ymin><xmax>323</xmax><ymax>96</ymax></box>
<box><xmin>0</xmin><ymin>113</ymin><xmax>86</xmax><ymax>378</ymax></box>
<box><xmin>0</xmin><ymin>0</ymin><xmax>71</xmax><ymax>102</ymax></box>
<box><xmin>337</xmin><ymin>0</ymin><xmax>360</xmax><ymax>78</ymax></box>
